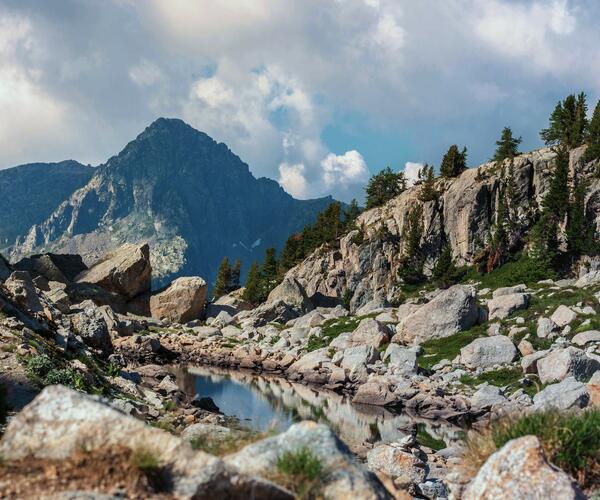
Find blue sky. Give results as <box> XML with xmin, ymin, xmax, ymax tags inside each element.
<box><xmin>0</xmin><ymin>0</ymin><xmax>599</xmax><ymax>202</ymax></box>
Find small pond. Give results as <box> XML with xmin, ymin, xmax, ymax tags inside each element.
<box><xmin>175</xmin><ymin>365</ymin><xmax>461</xmax><ymax>454</ymax></box>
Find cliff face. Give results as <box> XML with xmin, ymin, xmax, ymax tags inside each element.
<box><xmin>10</xmin><ymin>118</ymin><xmax>334</xmax><ymax>287</ymax></box>
<box><xmin>286</xmin><ymin>147</ymin><xmax>600</xmax><ymax>311</ymax></box>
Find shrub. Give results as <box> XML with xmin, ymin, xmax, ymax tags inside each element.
<box><xmin>25</xmin><ymin>354</ymin><xmax>55</xmax><ymax>380</ymax></box>
<box><xmin>464</xmin><ymin>409</ymin><xmax>600</xmax><ymax>487</ymax></box>
<box><xmin>276</xmin><ymin>448</ymin><xmax>324</xmax><ymax>498</ymax></box>
<box><xmin>106</xmin><ymin>362</ymin><xmax>121</xmax><ymax>377</ymax></box>
<box><xmin>131</xmin><ymin>448</ymin><xmax>160</xmax><ymax>473</ymax></box>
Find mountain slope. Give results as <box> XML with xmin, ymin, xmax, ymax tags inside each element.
<box><xmin>11</xmin><ymin>118</ymin><xmax>333</xmax><ymax>287</ymax></box>
<box><xmin>0</xmin><ymin>161</ymin><xmax>94</xmax><ymax>250</ymax></box>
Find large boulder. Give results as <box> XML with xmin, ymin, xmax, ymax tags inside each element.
<box><xmin>533</xmin><ymin>377</ymin><xmax>590</xmax><ymax>411</ymax></box>
<box><xmin>536</xmin><ymin>347</ymin><xmax>600</xmax><ymax>384</ymax></box>
<box><xmin>340</xmin><ymin>345</ymin><xmax>379</xmax><ymax>383</ymax></box>
<box><xmin>348</xmin><ymin>318</ymin><xmax>391</xmax><ymax>348</ymax></box>
<box><xmin>75</xmin><ymin>243</ymin><xmax>151</xmax><ymax>300</ymax></box>
<box><xmin>394</xmin><ymin>285</ymin><xmax>478</xmax><ymax>344</ymax></box>
<box><xmin>266</xmin><ymin>277</ymin><xmax>313</xmax><ymax>314</ymax></box>
<box><xmin>487</xmin><ymin>293</ymin><xmax>529</xmax><ymax>320</ymax></box>
<box><xmin>382</xmin><ymin>344</ymin><xmax>418</xmax><ymax>374</ymax></box>
<box><xmin>352</xmin><ymin>376</ymin><xmax>402</xmax><ymax>406</ymax></box>
<box><xmin>463</xmin><ymin>436</ymin><xmax>583</xmax><ymax>499</ymax></box>
<box><xmin>14</xmin><ymin>253</ymin><xmax>87</xmax><ymax>284</ymax></box>
<box><xmin>225</xmin><ymin>421</ymin><xmax>389</xmax><ymax>500</ymax></box>
<box><xmin>3</xmin><ymin>270</ymin><xmax>42</xmax><ymax>313</ymax></box>
<box><xmin>550</xmin><ymin>305</ymin><xmax>577</xmax><ymax>328</ymax></box>
<box><xmin>149</xmin><ymin>277</ymin><xmax>208</xmax><ymax>324</ymax></box>
<box><xmin>460</xmin><ymin>336</ymin><xmax>517</xmax><ymax>369</ymax></box>
<box><xmin>0</xmin><ymin>386</ymin><xmax>290</xmax><ymax>499</ymax></box>
<box><xmin>366</xmin><ymin>443</ymin><xmax>427</xmax><ymax>488</ymax></box>
<box><xmin>70</xmin><ymin>303</ymin><xmax>114</xmax><ymax>356</ymax></box>
<box><xmin>205</xmin><ymin>290</ymin><xmax>253</xmax><ymax>320</ymax></box>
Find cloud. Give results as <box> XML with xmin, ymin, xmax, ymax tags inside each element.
<box><xmin>278</xmin><ymin>162</ymin><xmax>308</xmax><ymax>198</ymax></box>
<box><xmin>129</xmin><ymin>60</ymin><xmax>163</xmax><ymax>87</ymax></box>
<box><xmin>403</xmin><ymin>161</ymin><xmax>424</xmax><ymax>186</ymax></box>
<box><xmin>321</xmin><ymin>150</ymin><xmax>369</xmax><ymax>190</ymax></box>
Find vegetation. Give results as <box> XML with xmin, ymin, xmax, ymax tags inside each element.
<box><xmin>459</xmin><ymin>367</ymin><xmax>522</xmax><ymax>388</ymax></box>
<box><xmin>464</xmin><ymin>410</ymin><xmax>600</xmax><ymax>488</ymax></box>
<box><xmin>131</xmin><ymin>447</ymin><xmax>161</xmax><ymax>474</ymax></box>
<box><xmin>467</xmin><ymin>254</ymin><xmax>555</xmax><ymax>289</ymax></box>
<box><xmin>416</xmin><ymin>423</ymin><xmax>446</xmax><ymax>451</ymax></box>
<box><xmin>440</xmin><ymin>145</ymin><xmax>467</xmax><ymax>178</ymax></box>
<box><xmin>432</xmin><ymin>244</ymin><xmax>463</xmax><ymax>288</ymax></box>
<box><xmin>418</xmin><ymin>164</ymin><xmax>438</xmax><ymax>202</ymax></box>
<box><xmin>190</xmin><ymin>429</ymin><xmax>271</xmax><ymax>456</ymax></box>
<box><xmin>398</xmin><ymin>205</ymin><xmax>425</xmax><ymax>285</ymax></box>
<box><xmin>492</xmin><ymin>127</ymin><xmax>521</xmax><ymax>162</ymax></box>
<box><xmin>275</xmin><ymin>448</ymin><xmax>324</xmax><ymax>499</ymax></box>
<box><xmin>567</xmin><ymin>176</ymin><xmax>596</xmax><ymax>256</ymax></box>
<box><xmin>417</xmin><ymin>324</ymin><xmax>486</xmax><ymax>369</ymax></box>
<box><xmin>540</xmin><ymin>92</ymin><xmax>588</xmax><ymax>148</ymax></box>
<box><xmin>306</xmin><ymin>316</ymin><xmax>362</xmax><ymax>352</ymax></box>
<box><xmin>365</xmin><ymin>166</ymin><xmax>406</xmax><ymax>209</ymax></box>
<box><xmin>584</xmin><ymin>98</ymin><xmax>600</xmax><ymax>164</ymax></box>
<box><xmin>214</xmin><ymin>257</ymin><xmax>242</xmax><ymax>299</ymax></box>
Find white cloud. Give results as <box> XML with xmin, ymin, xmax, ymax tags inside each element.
<box><xmin>278</xmin><ymin>162</ymin><xmax>308</xmax><ymax>198</ymax></box>
<box><xmin>321</xmin><ymin>151</ymin><xmax>369</xmax><ymax>189</ymax></box>
<box><xmin>129</xmin><ymin>60</ymin><xmax>163</xmax><ymax>87</ymax></box>
<box><xmin>403</xmin><ymin>161</ymin><xmax>424</xmax><ymax>186</ymax></box>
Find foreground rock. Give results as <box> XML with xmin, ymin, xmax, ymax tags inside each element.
<box><xmin>0</xmin><ymin>386</ymin><xmax>291</xmax><ymax>499</ymax></box>
<box><xmin>75</xmin><ymin>243</ymin><xmax>151</xmax><ymax>300</ymax></box>
<box><xmin>226</xmin><ymin>421</ymin><xmax>390</xmax><ymax>499</ymax></box>
<box><xmin>150</xmin><ymin>276</ymin><xmax>208</xmax><ymax>323</ymax></box>
<box><xmin>532</xmin><ymin>377</ymin><xmax>590</xmax><ymax>411</ymax></box>
<box><xmin>460</xmin><ymin>336</ymin><xmax>517</xmax><ymax>369</ymax></box>
<box><xmin>394</xmin><ymin>285</ymin><xmax>479</xmax><ymax>344</ymax></box>
<box><xmin>463</xmin><ymin>436</ymin><xmax>583</xmax><ymax>499</ymax></box>
<box><xmin>536</xmin><ymin>347</ymin><xmax>600</xmax><ymax>384</ymax></box>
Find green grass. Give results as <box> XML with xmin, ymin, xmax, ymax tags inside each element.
<box><xmin>460</xmin><ymin>367</ymin><xmax>523</xmax><ymax>388</ymax></box>
<box><xmin>463</xmin><ymin>255</ymin><xmax>556</xmax><ymax>289</ymax></box>
<box><xmin>465</xmin><ymin>410</ymin><xmax>600</xmax><ymax>488</ymax></box>
<box><xmin>305</xmin><ymin>314</ymin><xmax>379</xmax><ymax>352</ymax></box>
<box><xmin>416</xmin><ymin>423</ymin><xmax>446</xmax><ymax>451</ymax></box>
<box><xmin>131</xmin><ymin>447</ymin><xmax>160</xmax><ymax>473</ymax></box>
<box><xmin>275</xmin><ymin>448</ymin><xmax>324</xmax><ymax>499</ymax></box>
<box><xmin>417</xmin><ymin>324</ymin><xmax>487</xmax><ymax>369</ymax></box>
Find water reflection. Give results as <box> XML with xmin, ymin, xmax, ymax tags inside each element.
<box><xmin>176</xmin><ymin>365</ymin><xmax>462</xmax><ymax>454</ymax></box>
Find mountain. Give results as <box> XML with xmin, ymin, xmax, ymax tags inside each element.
<box><xmin>9</xmin><ymin>118</ymin><xmax>334</xmax><ymax>287</ymax></box>
<box><xmin>0</xmin><ymin>161</ymin><xmax>94</xmax><ymax>251</ymax></box>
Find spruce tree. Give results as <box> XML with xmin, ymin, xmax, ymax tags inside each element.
<box><xmin>440</xmin><ymin>145</ymin><xmax>467</xmax><ymax>178</ymax></box>
<box><xmin>418</xmin><ymin>165</ymin><xmax>437</xmax><ymax>202</ymax></box>
<box><xmin>398</xmin><ymin>205</ymin><xmax>425</xmax><ymax>284</ymax></box>
<box><xmin>584</xmin><ymin>99</ymin><xmax>600</xmax><ymax>164</ymax></box>
<box><xmin>365</xmin><ymin>167</ymin><xmax>406</xmax><ymax>209</ymax></box>
<box><xmin>540</xmin><ymin>101</ymin><xmax>564</xmax><ymax>146</ymax></box>
<box><xmin>230</xmin><ymin>258</ymin><xmax>241</xmax><ymax>291</ymax></box>
<box><xmin>344</xmin><ymin>199</ymin><xmax>361</xmax><ymax>228</ymax></box>
<box><xmin>242</xmin><ymin>262</ymin><xmax>261</xmax><ymax>304</ymax></box>
<box><xmin>493</xmin><ymin>127</ymin><xmax>521</xmax><ymax>162</ymax></box>
<box><xmin>432</xmin><ymin>244</ymin><xmax>457</xmax><ymax>288</ymax></box>
<box><xmin>213</xmin><ymin>257</ymin><xmax>232</xmax><ymax>298</ymax></box>
<box><xmin>258</xmin><ymin>247</ymin><xmax>278</xmax><ymax>302</ymax></box>
<box><xmin>566</xmin><ymin>176</ymin><xmax>594</xmax><ymax>256</ymax></box>
<box><xmin>541</xmin><ymin>93</ymin><xmax>588</xmax><ymax>148</ymax></box>
<box><xmin>572</xmin><ymin>92</ymin><xmax>588</xmax><ymax>147</ymax></box>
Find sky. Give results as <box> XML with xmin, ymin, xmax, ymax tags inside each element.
<box><xmin>1</xmin><ymin>0</ymin><xmax>599</xmax><ymax>202</ymax></box>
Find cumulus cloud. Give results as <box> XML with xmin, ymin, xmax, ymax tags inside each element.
<box><xmin>403</xmin><ymin>162</ymin><xmax>424</xmax><ymax>186</ymax></box>
<box><xmin>321</xmin><ymin>151</ymin><xmax>369</xmax><ymax>190</ymax></box>
<box><xmin>129</xmin><ymin>60</ymin><xmax>163</xmax><ymax>87</ymax></box>
<box><xmin>278</xmin><ymin>162</ymin><xmax>308</xmax><ymax>198</ymax></box>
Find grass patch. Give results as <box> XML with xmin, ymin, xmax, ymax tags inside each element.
<box><xmin>464</xmin><ymin>409</ymin><xmax>600</xmax><ymax>488</ymax></box>
<box><xmin>190</xmin><ymin>430</ymin><xmax>270</xmax><ymax>456</ymax></box>
<box><xmin>106</xmin><ymin>362</ymin><xmax>120</xmax><ymax>377</ymax></box>
<box><xmin>305</xmin><ymin>314</ymin><xmax>378</xmax><ymax>352</ymax></box>
<box><xmin>416</xmin><ymin>423</ymin><xmax>446</xmax><ymax>451</ymax></box>
<box><xmin>418</xmin><ymin>324</ymin><xmax>487</xmax><ymax>369</ymax></box>
<box><xmin>463</xmin><ymin>255</ymin><xmax>556</xmax><ymax>289</ymax></box>
<box><xmin>275</xmin><ymin>448</ymin><xmax>325</xmax><ymax>499</ymax></box>
<box><xmin>131</xmin><ymin>448</ymin><xmax>160</xmax><ymax>473</ymax></box>
<box><xmin>460</xmin><ymin>367</ymin><xmax>523</xmax><ymax>388</ymax></box>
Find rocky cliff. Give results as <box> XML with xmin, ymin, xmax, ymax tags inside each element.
<box><xmin>10</xmin><ymin>118</ymin><xmax>333</xmax><ymax>287</ymax></box>
<box><xmin>285</xmin><ymin>147</ymin><xmax>600</xmax><ymax>311</ymax></box>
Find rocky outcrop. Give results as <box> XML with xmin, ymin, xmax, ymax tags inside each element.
<box><xmin>393</xmin><ymin>285</ymin><xmax>479</xmax><ymax>344</ymax></box>
<box><xmin>267</xmin><ymin>277</ymin><xmax>314</xmax><ymax>314</ymax></box>
<box><xmin>13</xmin><ymin>253</ymin><xmax>87</xmax><ymax>285</ymax></box>
<box><xmin>463</xmin><ymin>436</ymin><xmax>584</xmax><ymax>499</ymax></box>
<box><xmin>3</xmin><ymin>271</ymin><xmax>43</xmax><ymax>313</ymax></box>
<box><xmin>536</xmin><ymin>347</ymin><xmax>600</xmax><ymax>384</ymax></box>
<box><xmin>460</xmin><ymin>336</ymin><xmax>517</xmax><ymax>369</ymax></box>
<box><xmin>150</xmin><ymin>276</ymin><xmax>208</xmax><ymax>323</ymax></box>
<box><xmin>75</xmin><ymin>243</ymin><xmax>151</xmax><ymax>300</ymax></box>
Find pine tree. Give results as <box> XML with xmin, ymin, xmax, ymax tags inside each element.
<box><xmin>242</xmin><ymin>262</ymin><xmax>261</xmax><ymax>304</ymax></box>
<box><xmin>584</xmin><ymin>99</ymin><xmax>600</xmax><ymax>164</ymax></box>
<box><xmin>213</xmin><ymin>257</ymin><xmax>232</xmax><ymax>298</ymax></box>
<box><xmin>489</xmin><ymin>186</ymin><xmax>509</xmax><ymax>270</ymax></box>
<box><xmin>258</xmin><ymin>247</ymin><xmax>278</xmax><ymax>302</ymax></box>
<box><xmin>566</xmin><ymin>176</ymin><xmax>594</xmax><ymax>256</ymax></box>
<box><xmin>398</xmin><ymin>205</ymin><xmax>425</xmax><ymax>284</ymax></box>
<box><xmin>493</xmin><ymin>127</ymin><xmax>521</xmax><ymax>162</ymax></box>
<box><xmin>344</xmin><ymin>199</ymin><xmax>361</xmax><ymax>228</ymax></box>
<box><xmin>230</xmin><ymin>258</ymin><xmax>241</xmax><ymax>291</ymax></box>
<box><xmin>540</xmin><ymin>101</ymin><xmax>564</xmax><ymax>146</ymax></box>
<box><xmin>365</xmin><ymin>167</ymin><xmax>406</xmax><ymax>209</ymax></box>
<box><xmin>418</xmin><ymin>164</ymin><xmax>437</xmax><ymax>202</ymax></box>
<box><xmin>432</xmin><ymin>244</ymin><xmax>457</xmax><ymax>288</ymax></box>
<box><xmin>541</xmin><ymin>93</ymin><xmax>588</xmax><ymax>148</ymax></box>
<box><xmin>504</xmin><ymin>161</ymin><xmax>519</xmax><ymax>239</ymax></box>
<box><xmin>440</xmin><ymin>145</ymin><xmax>467</xmax><ymax>178</ymax></box>
<box><xmin>572</xmin><ymin>92</ymin><xmax>588</xmax><ymax>147</ymax></box>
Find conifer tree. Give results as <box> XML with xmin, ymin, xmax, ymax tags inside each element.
<box><xmin>242</xmin><ymin>262</ymin><xmax>261</xmax><ymax>304</ymax></box>
<box><xmin>493</xmin><ymin>127</ymin><xmax>521</xmax><ymax>162</ymax></box>
<box><xmin>258</xmin><ymin>247</ymin><xmax>278</xmax><ymax>302</ymax></box>
<box><xmin>213</xmin><ymin>257</ymin><xmax>232</xmax><ymax>298</ymax></box>
<box><xmin>566</xmin><ymin>176</ymin><xmax>595</xmax><ymax>256</ymax></box>
<box><xmin>541</xmin><ymin>93</ymin><xmax>588</xmax><ymax>148</ymax></box>
<box><xmin>398</xmin><ymin>205</ymin><xmax>424</xmax><ymax>284</ymax></box>
<box><xmin>344</xmin><ymin>199</ymin><xmax>361</xmax><ymax>227</ymax></box>
<box><xmin>230</xmin><ymin>258</ymin><xmax>241</xmax><ymax>291</ymax></box>
<box><xmin>418</xmin><ymin>164</ymin><xmax>437</xmax><ymax>202</ymax></box>
<box><xmin>365</xmin><ymin>167</ymin><xmax>406</xmax><ymax>209</ymax></box>
<box><xmin>584</xmin><ymin>99</ymin><xmax>600</xmax><ymax>164</ymax></box>
<box><xmin>432</xmin><ymin>244</ymin><xmax>457</xmax><ymax>288</ymax></box>
<box><xmin>440</xmin><ymin>145</ymin><xmax>467</xmax><ymax>178</ymax></box>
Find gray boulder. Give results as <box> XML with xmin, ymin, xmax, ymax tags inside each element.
<box><xmin>4</xmin><ymin>270</ymin><xmax>42</xmax><ymax>313</ymax></box>
<box><xmin>226</xmin><ymin>421</ymin><xmax>389</xmax><ymax>499</ymax></box>
<box><xmin>487</xmin><ymin>292</ymin><xmax>529</xmax><ymax>320</ymax></box>
<box><xmin>150</xmin><ymin>276</ymin><xmax>208</xmax><ymax>324</ymax></box>
<box><xmin>340</xmin><ymin>345</ymin><xmax>379</xmax><ymax>383</ymax></box>
<box><xmin>491</xmin><ymin>284</ymin><xmax>527</xmax><ymax>298</ymax></box>
<box><xmin>460</xmin><ymin>336</ymin><xmax>517</xmax><ymax>369</ymax></box>
<box><xmin>471</xmin><ymin>384</ymin><xmax>508</xmax><ymax>409</ymax></box>
<box><xmin>463</xmin><ymin>436</ymin><xmax>583</xmax><ymax>499</ymax></box>
<box><xmin>266</xmin><ymin>277</ymin><xmax>313</xmax><ymax>314</ymax></box>
<box><xmin>550</xmin><ymin>305</ymin><xmax>577</xmax><ymax>327</ymax></box>
<box><xmin>348</xmin><ymin>318</ymin><xmax>391</xmax><ymax>348</ymax></box>
<box><xmin>536</xmin><ymin>317</ymin><xmax>558</xmax><ymax>338</ymax></box>
<box><xmin>366</xmin><ymin>443</ymin><xmax>427</xmax><ymax>488</ymax></box>
<box><xmin>383</xmin><ymin>344</ymin><xmax>418</xmax><ymax>373</ymax></box>
<box><xmin>521</xmin><ymin>350</ymin><xmax>549</xmax><ymax>374</ymax></box>
<box><xmin>533</xmin><ymin>377</ymin><xmax>590</xmax><ymax>411</ymax></box>
<box><xmin>394</xmin><ymin>285</ymin><xmax>478</xmax><ymax>344</ymax></box>
<box><xmin>71</xmin><ymin>305</ymin><xmax>114</xmax><ymax>356</ymax></box>
<box><xmin>571</xmin><ymin>330</ymin><xmax>600</xmax><ymax>346</ymax></box>
<box><xmin>536</xmin><ymin>347</ymin><xmax>600</xmax><ymax>384</ymax></box>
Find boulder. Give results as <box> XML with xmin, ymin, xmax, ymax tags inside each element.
<box><xmin>366</xmin><ymin>444</ymin><xmax>427</xmax><ymax>488</ymax></box>
<box><xmin>340</xmin><ymin>345</ymin><xmax>379</xmax><ymax>383</ymax></box>
<box><xmin>352</xmin><ymin>376</ymin><xmax>406</xmax><ymax>406</ymax></box>
<box><xmin>70</xmin><ymin>304</ymin><xmax>114</xmax><ymax>356</ymax></box>
<box><xmin>491</xmin><ymin>284</ymin><xmax>527</xmax><ymax>298</ymax></box>
<box><xmin>533</xmin><ymin>377</ymin><xmax>590</xmax><ymax>411</ymax></box>
<box><xmin>550</xmin><ymin>305</ymin><xmax>577</xmax><ymax>328</ymax></box>
<box><xmin>348</xmin><ymin>318</ymin><xmax>391</xmax><ymax>348</ymax></box>
<box><xmin>205</xmin><ymin>291</ymin><xmax>253</xmax><ymax>320</ymax></box>
<box><xmin>13</xmin><ymin>253</ymin><xmax>87</xmax><ymax>284</ymax></box>
<box><xmin>383</xmin><ymin>344</ymin><xmax>418</xmax><ymax>374</ymax></box>
<box><xmin>4</xmin><ymin>271</ymin><xmax>43</xmax><ymax>313</ymax></box>
<box><xmin>521</xmin><ymin>350</ymin><xmax>549</xmax><ymax>374</ymax></box>
<box><xmin>266</xmin><ymin>277</ymin><xmax>313</xmax><ymax>314</ymax></box>
<box><xmin>536</xmin><ymin>317</ymin><xmax>558</xmax><ymax>338</ymax></box>
<box><xmin>571</xmin><ymin>330</ymin><xmax>600</xmax><ymax>346</ymax></box>
<box><xmin>460</xmin><ymin>336</ymin><xmax>517</xmax><ymax>369</ymax></box>
<box><xmin>394</xmin><ymin>285</ymin><xmax>478</xmax><ymax>344</ymax></box>
<box><xmin>0</xmin><ymin>386</ymin><xmax>291</xmax><ymax>499</ymax></box>
<box><xmin>536</xmin><ymin>347</ymin><xmax>600</xmax><ymax>384</ymax></box>
<box><xmin>225</xmin><ymin>421</ymin><xmax>389</xmax><ymax>499</ymax></box>
<box><xmin>487</xmin><ymin>293</ymin><xmax>529</xmax><ymax>321</ymax></box>
<box><xmin>463</xmin><ymin>436</ymin><xmax>583</xmax><ymax>499</ymax></box>
<box><xmin>149</xmin><ymin>276</ymin><xmax>208</xmax><ymax>324</ymax></box>
<box><xmin>587</xmin><ymin>371</ymin><xmax>600</xmax><ymax>407</ymax></box>
<box><xmin>75</xmin><ymin>243</ymin><xmax>151</xmax><ymax>300</ymax></box>
<box><xmin>245</xmin><ymin>300</ymin><xmax>299</xmax><ymax>327</ymax></box>
<box><xmin>470</xmin><ymin>384</ymin><xmax>507</xmax><ymax>409</ymax></box>
<box><xmin>575</xmin><ymin>270</ymin><xmax>600</xmax><ymax>288</ymax></box>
